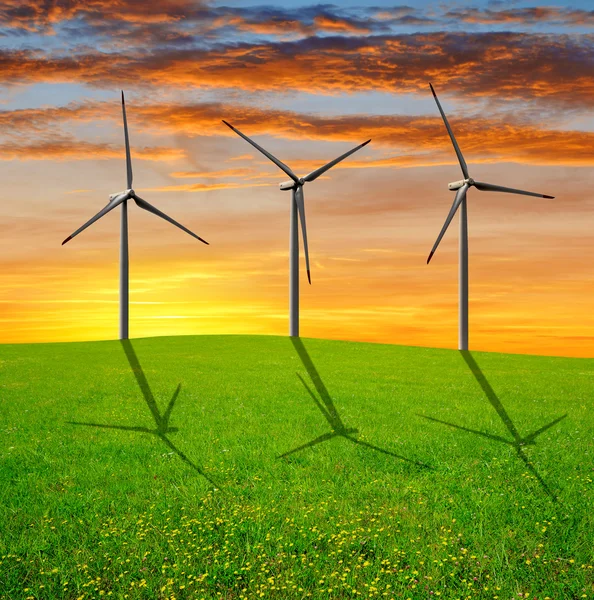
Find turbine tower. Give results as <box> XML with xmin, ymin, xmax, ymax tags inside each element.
<box><xmin>223</xmin><ymin>120</ymin><xmax>370</xmax><ymax>337</ymax></box>
<box><xmin>426</xmin><ymin>83</ymin><xmax>554</xmax><ymax>351</ymax></box>
<box><xmin>62</xmin><ymin>91</ymin><xmax>208</xmax><ymax>340</ymax></box>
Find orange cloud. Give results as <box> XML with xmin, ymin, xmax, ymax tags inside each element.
<box><xmin>0</xmin><ymin>102</ymin><xmax>104</xmax><ymax>130</ymax></box>
<box><xmin>3</xmin><ymin>100</ymin><xmax>594</xmax><ymax>167</ymax></box>
<box><xmin>0</xmin><ymin>33</ymin><xmax>592</xmax><ymax>109</ymax></box>
<box><xmin>233</xmin><ymin>17</ymin><xmax>312</xmax><ymax>37</ymax></box>
<box><xmin>144</xmin><ymin>182</ymin><xmax>271</xmax><ymax>192</ymax></box>
<box><xmin>0</xmin><ymin>1</ymin><xmax>382</xmax><ymax>41</ymax></box>
<box><xmin>312</xmin><ymin>14</ymin><xmax>370</xmax><ymax>34</ymax></box>
<box><xmin>230</xmin><ymin>15</ymin><xmax>372</xmax><ymax>37</ymax></box>
<box><xmin>0</xmin><ymin>0</ymin><xmax>207</xmax><ymax>32</ymax></box>
<box><xmin>228</xmin><ymin>154</ymin><xmax>254</xmax><ymax>162</ymax></box>
<box><xmin>0</xmin><ymin>136</ymin><xmax>185</xmax><ymax>161</ymax></box>
<box><xmin>136</xmin><ymin>102</ymin><xmax>594</xmax><ymax>167</ymax></box>
<box><xmin>170</xmin><ymin>168</ymin><xmax>255</xmax><ymax>179</ymax></box>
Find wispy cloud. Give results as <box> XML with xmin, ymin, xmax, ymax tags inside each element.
<box><xmin>169</xmin><ymin>167</ymin><xmax>255</xmax><ymax>179</ymax></box>
<box><xmin>0</xmin><ymin>135</ymin><xmax>185</xmax><ymax>161</ymax></box>
<box><xmin>143</xmin><ymin>182</ymin><xmax>271</xmax><ymax>193</ymax></box>
<box><xmin>4</xmin><ymin>100</ymin><xmax>593</xmax><ymax>166</ymax></box>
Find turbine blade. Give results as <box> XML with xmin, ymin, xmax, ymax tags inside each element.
<box><xmin>474</xmin><ymin>181</ymin><xmax>554</xmax><ymax>199</ymax></box>
<box><xmin>222</xmin><ymin>120</ymin><xmax>299</xmax><ymax>184</ymax></box>
<box><xmin>301</xmin><ymin>139</ymin><xmax>371</xmax><ymax>183</ymax></box>
<box><xmin>427</xmin><ymin>183</ymin><xmax>468</xmax><ymax>263</ymax></box>
<box><xmin>132</xmin><ymin>195</ymin><xmax>208</xmax><ymax>245</ymax></box>
<box><xmin>121</xmin><ymin>91</ymin><xmax>133</xmax><ymax>189</ymax></box>
<box><xmin>62</xmin><ymin>195</ymin><xmax>125</xmax><ymax>245</ymax></box>
<box><xmin>294</xmin><ymin>187</ymin><xmax>311</xmax><ymax>284</ymax></box>
<box><xmin>430</xmin><ymin>83</ymin><xmax>469</xmax><ymax>179</ymax></box>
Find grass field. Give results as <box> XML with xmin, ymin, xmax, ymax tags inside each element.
<box><xmin>1</xmin><ymin>334</ymin><xmax>592</xmax><ymax>599</ymax></box>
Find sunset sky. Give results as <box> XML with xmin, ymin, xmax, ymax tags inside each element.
<box><xmin>1</xmin><ymin>0</ymin><xmax>593</xmax><ymax>357</ymax></box>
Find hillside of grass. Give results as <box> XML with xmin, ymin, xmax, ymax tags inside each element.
<box><xmin>1</xmin><ymin>335</ymin><xmax>592</xmax><ymax>599</ymax></box>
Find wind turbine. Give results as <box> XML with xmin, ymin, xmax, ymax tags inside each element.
<box><xmin>222</xmin><ymin>120</ymin><xmax>370</xmax><ymax>336</ymax></box>
<box><xmin>62</xmin><ymin>91</ymin><xmax>208</xmax><ymax>340</ymax></box>
<box><xmin>426</xmin><ymin>83</ymin><xmax>554</xmax><ymax>351</ymax></box>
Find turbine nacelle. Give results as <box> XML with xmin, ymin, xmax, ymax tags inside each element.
<box><xmin>109</xmin><ymin>189</ymin><xmax>134</xmax><ymax>201</ymax></box>
<box><xmin>448</xmin><ymin>178</ymin><xmax>474</xmax><ymax>191</ymax></box>
<box><xmin>279</xmin><ymin>180</ymin><xmax>298</xmax><ymax>191</ymax></box>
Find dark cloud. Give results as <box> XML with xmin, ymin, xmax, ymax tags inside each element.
<box><xmin>0</xmin><ymin>1</ymin><xmax>391</xmax><ymax>43</ymax></box>
<box><xmin>0</xmin><ymin>32</ymin><xmax>592</xmax><ymax>111</ymax></box>
<box><xmin>445</xmin><ymin>6</ymin><xmax>594</xmax><ymax>25</ymax></box>
<box><xmin>0</xmin><ymin>0</ymin><xmax>210</xmax><ymax>33</ymax></box>
<box><xmin>365</xmin><ymin>5</ymin><xmax>435</xmax><ymax>26</ymax></box>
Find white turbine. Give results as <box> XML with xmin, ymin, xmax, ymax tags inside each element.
<box><xmin>222</xmin><ymin>120</ymin><xmax>370</xmax><ymax>337</ymax></box>
<box><xmin>62</xmin><ymin>91</ymin><xmax>208</xmax><ymax>340</ymax></box>
<box><xmin>426</xmin><ymin>83</ymin><xmax>555</xmax><ymax>351</ymax></box>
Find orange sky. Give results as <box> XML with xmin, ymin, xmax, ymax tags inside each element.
<box><xmin>1</xmin><ymin>1</ymin><xmax>594</xmax><ymax>357</ymax></box>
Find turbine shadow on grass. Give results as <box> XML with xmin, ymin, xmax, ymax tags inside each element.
<box><xmin>278</xmin><ymin>337</ymin><xmax>432</xmax><ymax>469</ymax></box>
<box><xmin>68</xmin><ymin>340</ymin><xmax>220</xmax><ymax>491</ymax></box>
<box><xmin>419</xmin><ymin>350</ymin><xmax>567</xmax><ymax>501</ymax></box>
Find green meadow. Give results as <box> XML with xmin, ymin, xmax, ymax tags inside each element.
<box><xmin>0</xmin><ymin>335</ymin><xmax>592</xmax><ymax>600</ymax></box>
